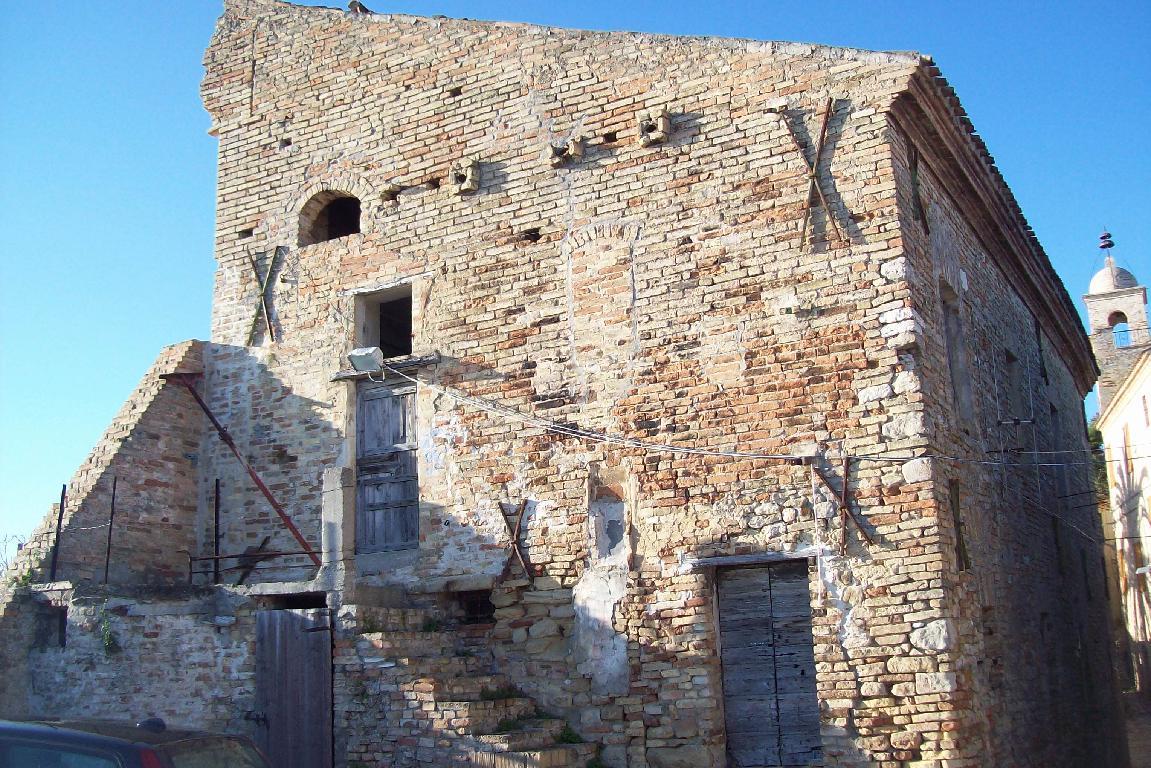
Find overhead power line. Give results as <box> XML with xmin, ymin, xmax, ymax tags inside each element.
<box><xmin>377</xmin><ymin>362</ymin><xmax>1151</xmax><ymax>470</ymax></box>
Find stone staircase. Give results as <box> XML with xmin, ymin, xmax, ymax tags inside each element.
<box><xmin>338</xmin><ymin>606</ymin><xmax>597</xmax><ymax>768</ymax></box>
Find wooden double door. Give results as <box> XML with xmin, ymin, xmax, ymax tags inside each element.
<box><xmin>717</xmin><ymin>561</ymin><xmax>822</xmax><ymax>767</ymax></box>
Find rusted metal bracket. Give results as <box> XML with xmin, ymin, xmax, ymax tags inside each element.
<box><xmin>812</xmin><ymin>457</ymin><xmax>873</xmax><ymax>555</ymax></box>
<box><xmin>499</xmin><ymin>499</ymin><xmax>534</xmax><ymax>579</ymax></box>
<box><xmin>162</xmin><ymin>372</ymin><xmax>321</xmax><ymax>567</ymax></box>
<box><xmin>771</xmin><ymin>98</ymin><xmax>844</xmax><ymax>246</ymax></box>
<box><xmin>246</xmin><ymin>248</ymin><xmax>280</xmax><ymax>345</ymax></box>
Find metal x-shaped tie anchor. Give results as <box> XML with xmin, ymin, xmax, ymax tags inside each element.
<box><xmin>246</xmin><ymin>248</ymin><xmax>281</xmax><ymax>344</ymax></box>
<box><xmin>772</xmin><ymin>98</ymin><xmax>844</xmax><ymax>247</ymax></box>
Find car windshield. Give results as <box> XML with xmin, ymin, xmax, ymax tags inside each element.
<box><xmin>159</xmin><ymin>738</ymin><xmax>267</xmax><ymax>768</ymax></box>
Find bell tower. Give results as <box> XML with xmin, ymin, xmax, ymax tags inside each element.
<box><xmin>1083</xmin><ymin>231</ymin><xmax>1149</xmax><ymax>409</ymax></box>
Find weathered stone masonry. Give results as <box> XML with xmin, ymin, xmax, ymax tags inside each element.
<box><xmin>0</xmin><ymin>1</ymin><xmax>1127</xmax><ymax>766</ymax></box>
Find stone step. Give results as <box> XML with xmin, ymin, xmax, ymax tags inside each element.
<box><xmin>426</xmin><ymin>697</ymin><xmax>538</xmax><ymax>735</ymax></box>
<box><xmin>468</xmin><ymin>744</ymin><xmax>597</xmax><ymax>768</ymax></box>
<box><xmin>358</xmin><ymin>654</ymin><xmax>491</xmax><ymax>680</ymax></box>
<box><xmin>352</xmin><ymin>605</ymin><xmax>443</xmax><ymax>633</ymax></box>
<box><xmin>427</xmin><ymin>674</ymin><xmax>516</xmax><ymax>701</ymax></box>
<box><xmin>474</xmin><ymin>718</ymin><xmax>567</xmax><ymax>752</ymax></box>
<box><xmin>355</xmin><ymin>630</ymin><xmax>454</xmax><ymax>658</ymax></box>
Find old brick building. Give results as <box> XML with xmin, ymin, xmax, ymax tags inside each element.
<box><xmin>1085</xmin><ymin>243</ymin><xmax>1151</xmax><ymax>698</ymax></box>
<box><xmin>0</xmin><ymin>1</ymin><xmax>1128</xmax><ymax>766</ymax></box>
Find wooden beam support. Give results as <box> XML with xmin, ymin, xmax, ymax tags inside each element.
<box><xmin>246</xmin><ymin>249</ymin><xmax>280</xmax><ymax>345</ymax></box>
<box><xmin>162</xmin><ymin>372</ymin><xmax>321</xmax><ymax>567</ymax></box>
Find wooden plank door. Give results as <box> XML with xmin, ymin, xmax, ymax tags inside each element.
<box><xmin>254</xmin><ymin>609</ymin><xmax>333</xmax><ymax>768</ymax></box>
<box><xmin>718</xmin><ymin>561</ymin><xmax>822</xmax><ymax>767</ymax></box>
<box><xmin>356</xmin><ymin>383</ymin><xmax>418</xmax><ymax>552</ymax></box>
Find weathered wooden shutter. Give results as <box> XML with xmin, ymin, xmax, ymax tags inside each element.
<box><xmin>718</xmin><ymin>561</ymin><xmax>822</xmax><ymax>767</ymax></box>
<box><xmin>356</xmin><ymin>383</ymin><xmax>418</xmax><ymax>553</ymax></box>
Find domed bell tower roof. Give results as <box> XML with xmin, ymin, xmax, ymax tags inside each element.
<box><xmin>1087</xmin><ymin>231</ymin><xmax>1140</xmax><ymax>294</ymax></box>
<box><xmin>1088</xmin><ymin>259</ymin><xmax>1139</xmax><ymax>294</ymax></box>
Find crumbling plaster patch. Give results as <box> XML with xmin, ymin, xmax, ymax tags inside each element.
<box><xmin>573</xmin><ymin>465</ymin><xmax>633</xmax><ymax>695</ymax></box>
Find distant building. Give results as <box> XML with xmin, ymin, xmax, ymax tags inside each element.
<box><xmin>0</xmin><ymin>2</ymin><xmax>1128</xmax><ymax>767</ymax></box>
<box><xmin>1087</xmin><ymin>243</ymin><xmax>1151</xmax><ymax>695</ymax></box>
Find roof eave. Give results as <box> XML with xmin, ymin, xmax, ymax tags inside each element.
<box><xmin>890</xmin><ymin>63</ymin><xmax>1098</xmax><ymax>396</ymax></box>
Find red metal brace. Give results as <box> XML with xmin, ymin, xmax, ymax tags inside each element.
<box><xmin>162</xmin><ymin>372</ymin><xmax>321</xmax><ymax>567</ymax></box>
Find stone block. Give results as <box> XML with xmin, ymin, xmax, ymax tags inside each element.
<box><xmin>910</xmin><ymin>619</ymin><xmax>955</xmax><ymax>651</ymax></box>
<box><xmin>915</xmin><ymin>672</ymin><xmax>957</xmax><ymax>695</ymax></box>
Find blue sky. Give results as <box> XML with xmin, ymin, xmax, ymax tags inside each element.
<box><xmin>1</xmin><ymin>1</ymin><xmax>1148</xmax><ymax>552</ymax></box>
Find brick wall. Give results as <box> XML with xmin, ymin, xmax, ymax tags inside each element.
<box><xmin>0</xmin><ymin>2</ymin><xmax>1123</xmax><ymax>766</ymax></box>
<box><xmin>5</xmin><ymin>341</ymin><xmax>206</xmax><ymax>587</ymax></box>
<box><xmin>889</xmin><ymin>86</ymin><xmax>1125</xmax><ymax>765</ymax></box>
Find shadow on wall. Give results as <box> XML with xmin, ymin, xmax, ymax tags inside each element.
<box><xmin>3</xmin><ymin>342</ymin><xmax>353</xmax><ymax>591</ymax></box>
<box><xmin>4</xmin><ymin>341</ymin><xmax>208</xmax><ymax>589</ymax></box>
<box><xmin>1115</xmin><ymin>463</ymin><xmax>1151</xmax><ymax>694</ymax></box>
<box><xmin>0</xmin><ymin>341</ymin><xmax>884</xmax><ymax>764</ymax></box>
<box><xmin>194</xmin><ymin>343</ymin><xmax>355</xmax><ymax>588</ymax></box>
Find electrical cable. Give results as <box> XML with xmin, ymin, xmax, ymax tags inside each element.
<box><xmin>373</xmin><ymin>361</ymin><xmax>1151</xmax><ymax>470</ymax></box>
<box><xmin>378</xmin><ymin>362</ymin><xmax>808</xmax><ymax>462</ymax></box>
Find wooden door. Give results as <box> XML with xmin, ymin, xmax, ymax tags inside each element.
<box><xmin>357</xmin><ymin>383</ymin><xmax>418</xmax><ymax>552</ymax></box>
<box><xmin>718</xmin><ymin>561</ymin><xmax>822</xmax><ymax>767</ymax></box>
<box><xmin>254</xmin><ymin>609</ymin><xmax>332</xmax><ymax>768</ymax></box>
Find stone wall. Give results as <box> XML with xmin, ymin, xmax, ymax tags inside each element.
<box><xmin>196</xmin><ymin>4</ymin><xmax>950</xmax><ymax>765</ymax></box>
<box><xmin>0</xmin><ymin>583</ymin><xmax>257</xmax><ymax>731</ymax></box>
<box><xmin>0</xmin><ymin>3</ymin><xmax>1123</xmax><ymax>767</ymax></box>
<box><xmin>189</xmin><ymin>3</ymin><xmax>1123</xmax><ymax>766</ymax></box>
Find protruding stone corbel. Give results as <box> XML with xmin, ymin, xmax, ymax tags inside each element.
<box><xmin>638</xmin><ymin>108</ymin><xmax>672</xmax><ymax>146</ymax></box>
<box><xmin>549</xmin><ymin>135</ymin><xmax>586</xmax><ymax>168</ymax></box>
<box><xmin>380</xmin><ymin>182</ymin><xmax>403</xmax><ymax>205</ymax></box>
<box><xmin>449</xmin><ymin>157</ymin><xmax>480</xmax><ymax>194</ymax></box>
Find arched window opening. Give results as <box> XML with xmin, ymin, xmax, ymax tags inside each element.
<box><xmin>299</xmin><ymin>191</ymin><xmax>361</xmax><ymax>246</ymax></box>
<box><xmin>1109</xmin><ymin>311</ymin><xmax>1131</xmax><ymax>348</ymax></box>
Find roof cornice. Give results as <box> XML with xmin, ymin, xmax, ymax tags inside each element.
<box><xmin>890</xmin><ymin>62</ymin><xmax>1098</xmax><ymax>396</ymax></box>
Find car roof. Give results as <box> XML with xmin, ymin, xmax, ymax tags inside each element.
<box><xmin>1</xmin><ymin>719</ymin><xmax>230</xmax><ymax>748</ymax></box>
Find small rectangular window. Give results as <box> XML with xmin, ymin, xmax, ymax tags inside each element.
<box><xmin>1033</xmin><ymin>316</ymin><xmax>1049</xmax><ymax>384</ymax></box>
<box><xmin>948</xmin><ymin>480</ymin><xmax>970</xmax><ymax>572</ymax></box>
<box><xmin>1080</xmin><ymin>549</ymin><xmax>1093</xmax><ymax>602</ymax></box>
<box><xmin>1003</xmin><ymin>349</ymin><xmax>1024</xmax><ymax>418</ymax></box>
<box><xmin>33</xmin><ymin>605</ymin><xmax>67</xmax><ymax>649</ymax></box>
<box><xmin>1051</xmin><ymin>518</ymin><xmax>1065</xmax><ymax>576</ymax></box>
<box><xmin>357</xmin><ymin>285</ymin><xmax>413</xmax><ymax>358</ymax></box>
<box><xmin>1050</xmin><ymin>404</ymin><xmax>1069</xmax><ymax>504</ymax></box>
<box><xmin>908</xmin><ymin>142</ymin><xmax>929</xmax><ymax>232</ymax></box>
<box><xmin>940</xmin><ymin>283</ymin><xmax>975</xmax><ymax>424</ymax></box>
<box><xmin>378</xmin><ymin>295</ymin><xmax>413</xmax><ymax>357</ymax></box>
